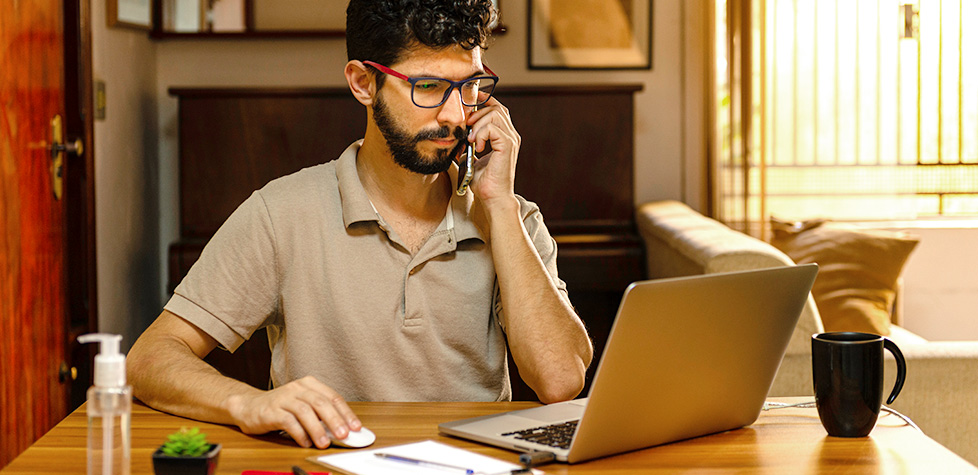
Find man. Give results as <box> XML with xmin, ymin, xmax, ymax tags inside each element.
<box><xmin>127</xmin><ymin>0</ymin><xmax>592</xmax><ymax>450</ymax></box>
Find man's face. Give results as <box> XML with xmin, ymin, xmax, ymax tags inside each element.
<box><xmin>372</xmin><ymin>96</ymin><xmax>467</xmax><ymax>175</ymax></box>
<box><xmin>370</xmin><ymin>45</ymin><xmax>485</xmax><ymax>175</ymax></box>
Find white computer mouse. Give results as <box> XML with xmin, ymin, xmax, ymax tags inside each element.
<box><xmin>325</xmin><ymin>425</ymin><xmax>376</xmax><ymax>448</ymax></box>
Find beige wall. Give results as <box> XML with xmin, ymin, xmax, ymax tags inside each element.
<box><xmin>92</xmin><ymin>0</ymin><xmax>160</xmax><ymax>349</ymax></box>
<box><xmin>881</xmin><ymin>226</ymin><xmax>978</xmax><ymax>341</ymax></box>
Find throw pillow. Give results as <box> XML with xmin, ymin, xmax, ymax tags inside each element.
<box><xmin>769</xmin><ymin>217</ymin><xmax>919</xmax><ymax>335</ymax></box>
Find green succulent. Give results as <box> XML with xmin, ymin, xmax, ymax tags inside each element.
<box><xmin>161</xmin><ymin>426</ymin><xmax>211</xmax><ymax>457</ymax></box>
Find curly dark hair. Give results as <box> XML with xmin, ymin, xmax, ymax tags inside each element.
<box><xmin>346</xmin><ymin>0</ymin><xmax>497</xmax><ymax>86</ymax></box>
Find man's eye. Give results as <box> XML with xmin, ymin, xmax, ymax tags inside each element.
<box><xmin>415</xmin><ymin>81</ymin><xmax>442</xmax><ymax>91</ymax></box>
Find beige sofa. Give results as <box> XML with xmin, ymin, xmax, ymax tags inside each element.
<box><xmin>636</xmin><ymin>200</ymin><xmax>978</xmax><ymax>465</ymax></box>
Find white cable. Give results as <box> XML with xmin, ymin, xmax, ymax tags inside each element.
<box><xmin>881</xmin><ymin>405</ymin><xmax>921</xmax><ymax>431</ymax></box>
<box><xmin>761</xmin><ymin>400</ymin><xmax>921</xmax><ymax>432</ymax></box>
<box><xmin>762</xmin><ymin>400</ymin><xmax>816</xmax><ymax>410</ymax></box>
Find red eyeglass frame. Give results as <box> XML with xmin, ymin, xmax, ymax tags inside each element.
<box><xmin>362</xmin><ymin>60</ymin><xmax>498</xmax><ymax>108</ymax></box>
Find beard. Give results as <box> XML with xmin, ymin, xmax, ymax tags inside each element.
<box><xmin>372</xmin><ymin>97</ymin><xmax>467</xmax><ymax>175</ymax></box>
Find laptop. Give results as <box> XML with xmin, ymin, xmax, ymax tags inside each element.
<box><xmin>439</xmin><ymin>264</ymin><xmax>818</xmax><ymax>463</ymax></box>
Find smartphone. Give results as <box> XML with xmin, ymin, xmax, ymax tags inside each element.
<box><xmin>455</xmin><ymin>132</ymin><xmax>474</xmax><ymax>196</ymax></box>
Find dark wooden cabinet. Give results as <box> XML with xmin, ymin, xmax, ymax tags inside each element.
<box><xmin>169</xmin><ymin>85</ymin><xmax>645</xmax><ymax>400</ymax></box>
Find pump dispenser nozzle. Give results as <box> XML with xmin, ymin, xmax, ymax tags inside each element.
<box><xmin>78</xmin><ymin>333</ymin><xmax>126</xmax><ymax>388</ymax></box>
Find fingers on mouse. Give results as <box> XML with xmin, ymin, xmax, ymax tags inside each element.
<box><xmin>325</xmin><ymin>425</ymin><xmax>376</xmax><ymax>448</ymax></box>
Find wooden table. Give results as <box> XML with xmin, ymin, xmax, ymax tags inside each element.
<box><xmin>3</xmin><ymin>398</ymin><xmax>975</xmax><ymax>474</ymax></box>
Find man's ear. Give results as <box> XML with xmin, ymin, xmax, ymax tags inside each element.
<box><xmin>345</xmin><ymin>60</ymin><xmax>376</xmax><ymax>106</ymax></box>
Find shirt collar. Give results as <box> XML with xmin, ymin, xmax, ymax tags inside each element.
<box><xmin>336</xmin><ymin>141</ymin><xmax>378</xmax><ymax>228</ymax></box>
<box><xmin>336</xmin><ymin>140</ymin><xmax>485</xmax><ymax>243</ymax></box>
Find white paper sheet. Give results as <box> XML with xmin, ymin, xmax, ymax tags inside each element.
<box><xmin>312</xmin><ymin>440</ymin><xmax>543</xmax><ymax>475</ymax></box>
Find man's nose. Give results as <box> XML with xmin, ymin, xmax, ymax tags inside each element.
<box><xmin>436</xmin><ymin>86</ymin><xmax>467</xmax><ymax>127</ymax></box>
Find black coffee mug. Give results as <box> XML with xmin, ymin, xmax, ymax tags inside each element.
<box><xmin>811</xmin><ymin>332</ymin><xmax>907</xmax><ymax>437</ymax></box>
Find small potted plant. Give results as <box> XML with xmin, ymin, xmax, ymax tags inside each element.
<box><xmin>152</xmin><ymin>426</ymin><xmax>221</xmax><ymax>475</ymax></box>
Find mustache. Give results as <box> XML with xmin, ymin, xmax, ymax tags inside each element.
<box><xmin>414</xmin><ymin>126</ymin><xmax>467</xmax><ymax>143</ymax></box>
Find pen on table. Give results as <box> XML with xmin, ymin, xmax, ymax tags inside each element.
<box><xmin>374</xmin><ymin>452</ymin><xmax>477</xmax><ymax>474</ymax></box>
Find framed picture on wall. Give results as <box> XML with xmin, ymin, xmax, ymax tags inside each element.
<box><xmin>528</xmin><ymin>0</ymin><xmax>652</xmax><ymax>70</ymax></box>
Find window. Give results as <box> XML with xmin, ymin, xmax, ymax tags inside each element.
<box><xmin>714</xmin><ymin>0</ymin><xmax>978</xmax><ymax>231</ymax></box>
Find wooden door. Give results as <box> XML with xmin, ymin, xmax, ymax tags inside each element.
<box><xmin>0</xmin><ymin>1</ymin><xmax>72</xmax><ymax>467</ymax></box>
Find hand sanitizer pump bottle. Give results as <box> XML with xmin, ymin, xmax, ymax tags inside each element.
<box><xmin>78</xmin><ymin>333</ymin><xmax>132</xmax><ymax>475</ymax></box>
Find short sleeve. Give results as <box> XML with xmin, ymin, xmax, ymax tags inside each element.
<box><xmin>165</xmin><ymin>191</ymin><xmax>281</xmax><ymax>352</ymax></box>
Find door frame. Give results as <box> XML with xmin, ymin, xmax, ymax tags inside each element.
<box><xmin>62</xmin><ymin>0</ymin><xmax>98</xmax><ymax>409</ymax></box>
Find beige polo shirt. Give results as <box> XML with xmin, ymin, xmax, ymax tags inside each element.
<box><xmin>165</xmin><ymin>141</ymin><xmax>568</xmax><ymax>402</ymax></box>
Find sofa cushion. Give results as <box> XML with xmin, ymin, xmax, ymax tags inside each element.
<box><xmin>770</xmin><ymin>218</ymin><xmax>919</xmax><ymax>336</ymax></box>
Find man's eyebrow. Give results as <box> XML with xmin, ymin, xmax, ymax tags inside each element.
<box><xmin>412</xmin><ymin>69</ymin><xmax>489</xmax><ymax>80</ymax></box>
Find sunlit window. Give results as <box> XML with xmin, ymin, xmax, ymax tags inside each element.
<box><xmin>715</xmin><ymin>0</ymin><xmax>978</xmax><ymax>224</ymax></box>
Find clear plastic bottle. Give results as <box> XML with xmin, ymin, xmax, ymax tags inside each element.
<box><xmin>79</xmin><ymin>334</ymin><xmax>132</xmax><ymax>475</ymax></box>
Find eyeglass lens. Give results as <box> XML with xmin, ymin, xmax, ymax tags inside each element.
<box><xmin>412</xmin><ymin>78</ymin><xmax>496</xmax><ymax>108</ymax></box>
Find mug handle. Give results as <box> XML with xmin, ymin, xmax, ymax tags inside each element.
<box><xmin>883</xmin><ymin>338</ymin><xmax>907</xmax><ymax>404</ymax></box>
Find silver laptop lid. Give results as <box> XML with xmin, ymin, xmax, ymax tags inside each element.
<box><xmin>566</xmin><ymin>264</ymin><xmax>817</xmax><ymax>462</ymax></box>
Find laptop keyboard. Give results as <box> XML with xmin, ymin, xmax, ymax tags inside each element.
<box><xmin>502</xmin><ymin>420</ymin><xmax>579</xmax><ymax>450</ymax></box>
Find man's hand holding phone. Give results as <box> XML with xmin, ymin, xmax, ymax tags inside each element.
<box><xmin>463</xmin><ymin>94</ymin><xmax>520</xmax><ymax>209</ymax></box>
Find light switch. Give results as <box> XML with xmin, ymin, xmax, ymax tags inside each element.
<box><xmin>94</xmin><ymin>80</ymin><xmax>106</xmax><ymax>120</ymax></box>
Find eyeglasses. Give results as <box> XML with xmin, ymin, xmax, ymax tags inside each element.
<box><xmin>363</xmin><ymin>60</ymin><xmax>499</xmax><ymax>109</ymax></box>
